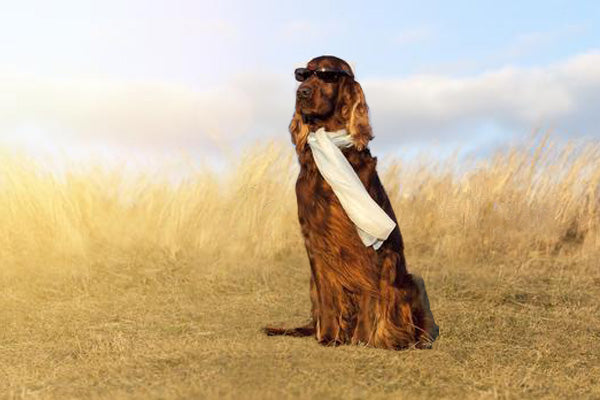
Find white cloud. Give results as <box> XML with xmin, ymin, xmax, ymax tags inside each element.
<box><xmin>363</xmin><ymin>51</ymin><xmax>600</xmax><ymax>145</ymax></box>
<box><xmin>1</xmin><ymin>51</ymin><xmax>599</xmax><ymax>163</ymax></box>
<box><xmin>0</xmin><ymin>74</ymin><xmax>258</xmax><ymax>154</ymax></box>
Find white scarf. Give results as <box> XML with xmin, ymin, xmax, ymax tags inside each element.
<box><xmin>307</xmin><ymin>128</ymin><xmax>396</xmax><ymax>250</ymax></box>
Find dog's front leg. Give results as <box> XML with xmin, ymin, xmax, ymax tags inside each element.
<box><xmin>307</xmin><ymin>252</ymin><xmax>346</xmax><ymax>346</ymax></box>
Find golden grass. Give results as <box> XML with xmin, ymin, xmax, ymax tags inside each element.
<box><xmin>1</xmin><ymin>137</ymin><xmax>599</xmax><ymax>399</ymax></box>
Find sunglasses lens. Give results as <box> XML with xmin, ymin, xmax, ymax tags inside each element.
<box><xmin>316</xmin><ymin>71</ymin><xmax>341</xmax><ymax>83</ymax></box>
<box><xmin>295</xmin><ymin>68</ymin><xmax>348</xmax><ymax>82</ymax></box>
<box><xmin>295</xmin><ymin>68</ymin><xmax>311</xmax><ymax>82</ymax></box>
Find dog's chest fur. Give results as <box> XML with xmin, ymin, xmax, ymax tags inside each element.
<box><xmin>295</xmin><ymin>146</ymin><xmax>383</xmax><ymax>292</ymax></box>
<box><xmin>296</xmin><ymin>146</ymin><xmax>377</xmax><ymax>228</ymax></box>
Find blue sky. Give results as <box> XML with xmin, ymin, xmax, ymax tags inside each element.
<box><xmin>1</xmin><ymin>0</ymin><xmax>599</xmax><ymax>166</ymax></box>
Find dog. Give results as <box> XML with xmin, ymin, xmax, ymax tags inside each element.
<box><xmin>264</xmin><ymin>55</ymin><xmax>438</xmax><ymax>349</ymax></box>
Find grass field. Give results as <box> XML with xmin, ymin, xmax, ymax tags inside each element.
<box><xmin>1</xmin><ymin>137</ymin><xmax>599</xmax><ymax>399</ymax></box>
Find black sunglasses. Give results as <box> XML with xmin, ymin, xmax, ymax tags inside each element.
<box><xmin>294</xmin><ymin>67</ymin><xmax>352</xmax><ymax>83</ymax></box>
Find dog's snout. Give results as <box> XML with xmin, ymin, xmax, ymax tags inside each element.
<box><xmin>297</xmin><ymin>87</ymin><xmax>313</xmax><ymax>99</ymax></box>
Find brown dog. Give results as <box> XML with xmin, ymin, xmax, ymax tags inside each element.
<box><xmin>264</xmin><ymin>56</ymin><xmax>438</xmax><ymax>349</ymax></box>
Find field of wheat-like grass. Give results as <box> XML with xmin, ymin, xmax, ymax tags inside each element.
<box><xmin>1</xmin><ymin>137</ymin><xmax>599</xmax><ymax>399</ymax></box>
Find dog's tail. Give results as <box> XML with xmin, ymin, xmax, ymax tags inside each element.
<box><xmin>263</xmin><ymin>321</ymin><xmax>315</xmax><ymax>337</ymax></box>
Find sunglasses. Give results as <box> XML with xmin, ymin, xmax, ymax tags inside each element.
<box><xmin>294</xmin><ymin>67</ymin><xmax>352</xmax><ymax>83</ymax></box>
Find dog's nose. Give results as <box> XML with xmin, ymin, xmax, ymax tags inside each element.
<box><xmin>297</xmin><ymin>87</ymin><xmax>313</xmax><ymax>99</ymax></box>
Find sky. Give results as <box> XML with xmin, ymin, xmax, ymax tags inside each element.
<box><xmin>1</xmin><ymin>0</ymin><xmax>599</xmax><ymax>169</ymax></box>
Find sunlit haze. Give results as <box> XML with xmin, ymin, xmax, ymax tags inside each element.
<box><xmin>2</xmin><ymin>0</ymin><xmax>599</xmax><ymax>170</ymax></box>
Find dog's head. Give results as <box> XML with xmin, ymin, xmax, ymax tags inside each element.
<box><xmin>290</xmin><ymin>55</ymin><xmax>373</xmax><ymax>152</ymax></box>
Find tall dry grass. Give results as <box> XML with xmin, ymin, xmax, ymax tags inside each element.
<box><xmin>1</xmin><ymin>137</ymin><xmax>598</xmax><ymax>277</ymax></box>
<box><xmin>1</xmin><ymin>136</ymin><xmax>599</xmax><ymax>399</ymax></box>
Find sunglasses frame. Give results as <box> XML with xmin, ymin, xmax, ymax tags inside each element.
<box><xmin>295</xmin><ymin>67</ymin><xmax>352</xmax><ymax>83</ymax></box>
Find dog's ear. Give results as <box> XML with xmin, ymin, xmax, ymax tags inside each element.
<box><xmin>338</xmin><ymin>79</ymin><xmax>373</xmax><ymax>150</ymax></box>
<box><xmin>289</xmin><ymin>108</ymin><xmax>309</xmax><ymax>153</ymax></box>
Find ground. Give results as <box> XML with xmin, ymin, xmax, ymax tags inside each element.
<box><xmin>1</xmin><ymin>140</ymin><xmax>599</xmax><ymax>399</ymax></box>
<box><xmin>2</xmin><ymin>251</ymin><xmax>599</xmax><ymax>399</ymax></box>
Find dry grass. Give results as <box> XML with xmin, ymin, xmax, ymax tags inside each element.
<box><xmin>1</xmin><ymin>137</ymin><xmax>599</xmax><ymax>399</ymax></box>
